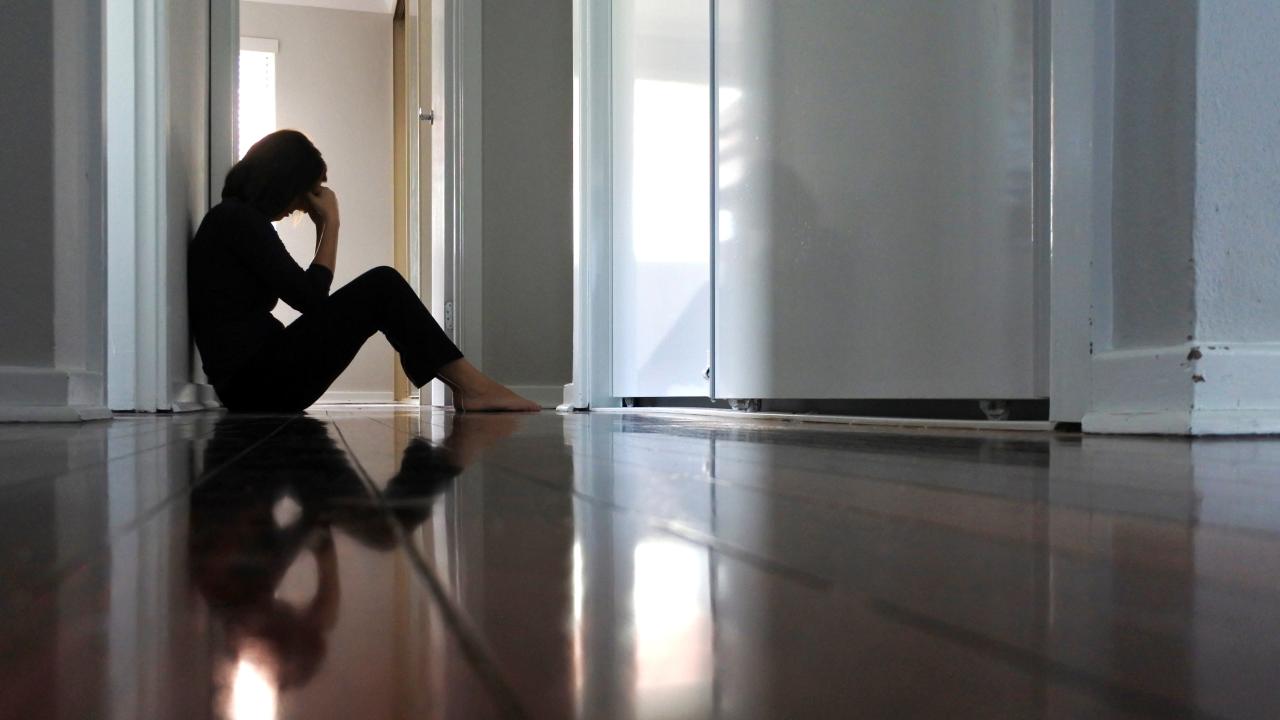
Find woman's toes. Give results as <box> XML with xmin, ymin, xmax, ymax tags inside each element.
<box><xmin>453</xmin><ymin>385</ymin><xmax>541</xmax><ymax>413</ymax></box>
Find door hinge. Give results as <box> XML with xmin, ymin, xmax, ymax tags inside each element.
<box><xmin>419</xmin><ymin>108</ymin><xmax>435</xmax><ymax>125</ymax></box>
<box><xmin>443</xmin><ymin>300</ymin><xmax>455</xmax><ymax>331</ymax></box>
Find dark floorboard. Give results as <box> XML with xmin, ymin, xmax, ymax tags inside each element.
<box><xmin>1</xmin><ymin>407</ymin><xmax>1278</xmax><ymax>719</ymax></box>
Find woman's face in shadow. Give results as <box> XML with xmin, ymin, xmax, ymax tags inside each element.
<box><xmin>273</xmin><ymin>178</ymin><xmax>326</xmax><ymax>222</ymax></box>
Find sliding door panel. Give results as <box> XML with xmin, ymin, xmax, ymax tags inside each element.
<box><xmin>715</xmin><ymin>0</ymin><xmax>1038</xmax><ymax>399</ymax></box>
<box><xmin>611</xmin><ymin>0</ymin><xmax>712</xmax><ymax>398</ymax></box>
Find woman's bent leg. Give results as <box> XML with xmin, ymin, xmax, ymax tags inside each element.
<box><xmin>337</xmin><ymin>267</ymin><xmax>537</xmax><ymax>411</ymax></box>
<box><xmin>338</xmin><ymin>267</ymin><xmax>463</xmax><ymax>385</ymax></box>
<box><xmin>223</xmin><ymin>266</ymin><xmax>462</xmax><ymax>411</ymax></box>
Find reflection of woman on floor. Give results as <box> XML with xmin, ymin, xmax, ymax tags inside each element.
<box><xmin>189</xmin><ymin>414</ymin><xmax>517</xmax><ymax>698</ymax></box>
<box><xmin>189</xmin><ymin>129</ymin><xmax>538</xmax><ymax>413</ymax></box>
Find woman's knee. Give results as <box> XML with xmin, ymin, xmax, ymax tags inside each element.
<box><xmin>351</xmin><ymin>266</ymin><xmax>413</xmax><ymax>298</ymax></box>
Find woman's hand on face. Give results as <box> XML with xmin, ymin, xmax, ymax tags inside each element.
<box><xmin>304</xmin><ymin>186</ymin><xmax>340</xmax><ymax>229</ymax></box>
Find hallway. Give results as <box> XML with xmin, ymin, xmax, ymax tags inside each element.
<box><xmin>1</xmin><ymin>407</ymin><xmax>1278</xmax><ymax>719</ymax></box>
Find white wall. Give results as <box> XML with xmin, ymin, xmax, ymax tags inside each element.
<box><xmin>169</xmin><ymin>0</ymin><xmax>211</xmax><ymax>407</ymax></box>
<box><xmin>1194</xmin><ymin>0</ymin><xmax>1280</xmax><ymax>342</ymax></box>
<box><xmin>481</xmin><ymin>0</ymin><xmax>575</xmax><ymax>397</ymax></box>
<box><xmin>0</xmin><ymin>0</ymin><xmax>109</xmax><ymax>420</ymax></box>
<box><xmin>240</xmin><ymin>1</ymin><xmax>396</xmax><ymax>402</ymax></box>
<box><xmin>1109</xmin><ymin>0</ymin><xmax>1199</xmax><ymax>350</ymax></box>
<box><xmin>1086</xmin><ymin>0</ymin><xmax>1280</xmax><ymax>434</ymax></box>
<box><xmin>1046</xmin><ymin>0</ymin><xmax>1114</xmax><ymax>423</ymax></box>
<box><xmin>2</xmin><ymin>2</ymin><xmax>57</xmax><ymax>369</ymax></box>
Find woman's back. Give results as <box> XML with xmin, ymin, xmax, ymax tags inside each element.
<box><xmin>189</xmin><ymin>198</ymin><xmax>332</xmax><ymax>387</ymax></box>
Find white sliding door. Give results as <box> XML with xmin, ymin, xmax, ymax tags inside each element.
<box><xmin>714</xmin><ymin>0</ymin><xmax>1041</xmax><ymax>400</ymax></box>
<box><xmin>611</xmin><ymin>0</ymin><xmax>712</xmax><ymax>398</ymax></box>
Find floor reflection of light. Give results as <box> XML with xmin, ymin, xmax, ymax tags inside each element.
<box><xmin>633</xmin><ymin>539</ymin><xmax>712</xmax><ymax>719</ymax></box>
<box><xmin>271</xmin><ymin>494</ymin><xmax>302</xmax><ymax>529</ymax></box>
<box><xmin>229</xmin><ymin>656</ymin><xmax>279</xmax><ymax>720</ymax></box>
<box><xmin>572</xmin><ymin>540</ymin><xmax>584</xmax><ymax>698</ymax></box>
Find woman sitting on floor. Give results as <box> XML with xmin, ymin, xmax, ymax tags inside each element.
<box><xmin>189</xmin><ymin>129</ymin><xmax>538</xmax><ymax>413</ymax></box>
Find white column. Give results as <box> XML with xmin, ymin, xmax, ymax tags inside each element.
<box><xmin>1086</xmin><ymin>0</ymin><xmax>1280</xmax><ymax>435</ymax></box>
<box><xmin>0</xmin><ymin>0</ymin><xmax>109</xmax><ymax>422</ymax></box>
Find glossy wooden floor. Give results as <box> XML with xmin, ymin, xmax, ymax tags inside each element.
<box><xmin>2</xmin><ymin>407</ymin><xmax>1279</xmax><ymax>719</ymax></box>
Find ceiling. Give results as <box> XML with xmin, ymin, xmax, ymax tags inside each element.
<box><xmin>248</xmin><ymin>0</ymin><xmax>397</xmax><ymax>15</ymax></box>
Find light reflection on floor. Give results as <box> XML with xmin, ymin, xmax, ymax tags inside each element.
<box><xmin>1</xmin><ymin>407</ymin><xmax>1280</xmax><ymax>719</ymax></box>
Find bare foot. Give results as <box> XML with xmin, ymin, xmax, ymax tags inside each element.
<box><xmin>453</xmin><ymin>382</ymin><xmax>541</xmax><ymax>413</ymax></box>
<box><xmin>437</xmin><ymin>359</ymin><xmax>540</xmax><ymax>413</ymax></box>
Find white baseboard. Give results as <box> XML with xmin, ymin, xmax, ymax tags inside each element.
<box><xmin>1081</xmin><ymin>409</ymin><xmax>1196</xmax><ymax>435</ymax></box>
<box><xmin>317</xmin><ymin>391</ymin><xmax>398</xmax><ymax>404</ymax></box>
<box><xmin>1084</xmin><ymin>342</ymin><xmax>1280</xmax><ymax>435</ymax></box>
<box><xmin>557</xmin><ymin>383</ymin><xmax>582</xmax><ymax>412</ymax></box>
<box><xmin>509</xmin><ymin>385</ymin><xmax>566</xmax><ymax>409</ymax></box>
<box><xmin>171</xmin><ymin>382</ymin><xmax>222</xmax><ymax>412</ymax></box>
<box><xmin>1083</xmin><ymin>346</ymin><xmax>1195</xmax><ymax>434</ymax></box>
<box><xmin>595</xmin><ymin>406</ymin><xmax>1052</xmax><ymax>432</ymax></box>
<box><xmin>1186</xmin><ymin>410</ymin><xmax>1280</xmax><ymax>435</ymax></box>
<box><xmin>0</xmin><ymin>366</ymin><xmax>110</xmax><ymax>423</ymax></box>
<box><xmin>0</xmin><ymin>405</ymin><xmax>112</xmax><ymax>423</ymax></box>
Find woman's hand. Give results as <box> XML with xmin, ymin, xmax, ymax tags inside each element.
<box><xmin>303</xmin><ymin>186</ymin><xmax>340</xmax><ymax>229</ymax></box>
<box><xmin>307</xmin><ymin>185</ymin><xmax>340</xmax><ymax>274</ymax></box>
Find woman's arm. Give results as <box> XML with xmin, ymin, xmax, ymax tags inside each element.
<box><xmin>224</xmin><ymin>204</ymin><xmax>333</xmax><ymax>314</ymax></box>
<box><xmin>305</xmin><ymin>186</ymin><xmax>340</xmax><ymax>275</ymax></box>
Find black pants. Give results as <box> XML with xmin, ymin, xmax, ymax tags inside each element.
<box><xmin>218</xmin><ymin>266</ymin><xmax>463</xmax><ymax>412</ymax></box>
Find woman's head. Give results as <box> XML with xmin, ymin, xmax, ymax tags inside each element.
<box><xmin>221</xmin><ymin>130</ymin><xmax>327</xmax><ymax>220</ymax></box>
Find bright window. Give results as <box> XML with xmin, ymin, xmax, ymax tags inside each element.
<box><xmin>238</xmin><ymin>38</ymin><xmax>278</xmax><ymax>158</ymax></box>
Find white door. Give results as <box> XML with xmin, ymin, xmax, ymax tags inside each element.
<box><xmin>714</xmin><ymin>0</ymin><xmax>1041</xmax><ymax>400</ymax></box>
<box><xmin>610</xmin><ymin>0</ymin><xmax>713</xmax><ymax>398</ymax></box>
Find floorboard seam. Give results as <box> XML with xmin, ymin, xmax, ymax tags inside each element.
<box><xmin>360</xmin><ymin>414</ymin><xmax>831</xmax><ymax>590</ymax></box>
<box><xmin>5</xmin><ymin>414</ymin><xmax>301</xmax><ymax>619</ymax></box>
<box><xmin>357</xmin><ymin>411</ymin><xmax>1245</xmax><ymax>717</ymax></box>
<box><xmin>327</xmin><ymin>415</ymin><xmax>532</xmax><ymax>720</ymax></box>
<box><xmin>0</xmin><ymin>418</ymin><xmax>221</xmax><ymax>489</ymax></box>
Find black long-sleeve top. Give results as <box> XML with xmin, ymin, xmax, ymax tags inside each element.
<box><xmin>189</xmin><ymin>199</ymin><xmax>333</xmax><ymax>387</ymax></box>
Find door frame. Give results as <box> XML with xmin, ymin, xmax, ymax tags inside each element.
<box><xmin>106</xmin><ymin>0</ymin><xmax>168</xmax><ymax>412</ymax></box>
<box><xmin>107</xmin><ymin>0</ymin><xmax>220</xmax><ymax>412</ymax></box>
<box><xmin>427</xmin><ymin>0</ymin><xmax>485</xmax><ymax>407</ymax></box>
<box><xmin>567</xmin><ymin>0</ymin><xmax>1110</xmax><ymax>423</ymax></box>
<box><xmin>564</xmin><ymin>0</ymin><xmax>615</xmax><ymax>410</ymax></box>
<box><xmin>393</xmin><ymin>4</ymin><xmax>412</xmax><ymax>400</ymax></box>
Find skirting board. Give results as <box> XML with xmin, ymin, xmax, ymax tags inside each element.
<box><xmin>1083</xmin><ymin>342</ymin><xmax>1280</xmax><ymax>435</ymax></box>
<box><xmin>558</xmin><ymin>382</ymin><xmax>579</xmax><ymax>412</ymax></box>
<box><xmin>0</xmin><ymin>366</ymin><xmax>111</xmax><ymax>423</ymax></box>
<box><xmin>508</xmin><ymin>385</ymin><xmax>566</xmax><ymax>409</ymax></box>
<box><xmin>590</xmin><ymin>407</ymin><xmax>1053</xmax><ymax>432</ymax></box>
<box><xmin>318</xmin><ymin>391</ymin><xmax>398</xmax><ymax>404</ymax></box>
<box><xmin>355</xmin><ymin>386</ymin><xmax>562</xmax><ymax>409</ymax></box>
<box><xmin>171</xmin><ymin>382</ymin><xmax>222</xmax><ymax>412</ymax></box>
<box><xmin>0</xmin><ymin>405</ymin><xmax>112</xmax><ymax>423</ymax></box>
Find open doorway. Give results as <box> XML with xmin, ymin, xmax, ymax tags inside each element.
<box><xmin>235</xmin><ymin>0</ymin><xmax>414</xmax><ymax>404</ymax></box>
<box><xmin>106</xmin><ymin>0</ymin><xmax>461</xmax><ymax>413</ymax></box>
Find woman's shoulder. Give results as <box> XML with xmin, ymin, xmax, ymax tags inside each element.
<box><xmin>198</xmin><ymin>199</ymin><xmax>273</xmax><ymax>240</ymax></box>
<box><xmin>208</xmin><ymin>197</ymin><xmax>268</xmax><ymax>224</ymax></box>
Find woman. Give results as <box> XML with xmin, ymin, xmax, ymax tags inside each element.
<box><xmin>189</xmin><ymin>129</ymin><xmax>538</xmax><ymax>412</ymax></box>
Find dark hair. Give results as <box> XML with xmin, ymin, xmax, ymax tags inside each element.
<box><xmin>221</xmin><ymin>130</ymin><xmax>327</xmax><ymax>219</ymax></box>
